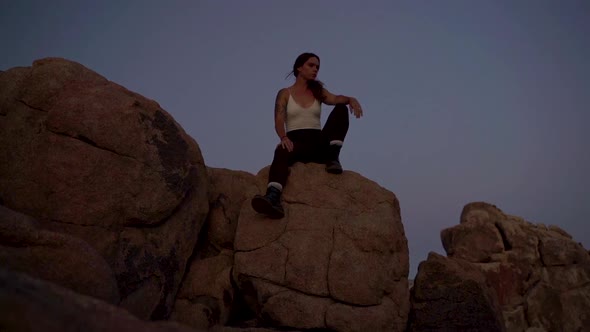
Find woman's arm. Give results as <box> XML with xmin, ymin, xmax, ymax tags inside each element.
<box><xmin>322</xmin><ymin>88</ymin><xmax>350</xmax><ymax>105</ymax></box>
<box><xmin>274</xmin><ymin>88</ymin><xmax>294</xmax><ymax>151</ymax></box>
<box><xmin>274</xmin><ymin>88</ymin><xmax>289</xmax><ymax>139</ymax></box>
<box><xmin>322</xmin><ymin>88</ymin><xmax>364</xmax><ymax>118</ymax></box>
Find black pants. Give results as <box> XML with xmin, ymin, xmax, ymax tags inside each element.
<box><xmin>268</xmin><ymin>104</ymin><xmax>349</xmax><ymax>187</ymax></box>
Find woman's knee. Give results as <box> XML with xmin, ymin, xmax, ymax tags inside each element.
<box><xmin>328</xmin><ymin>104</ymin><xmax>349</xmax><ymax>123</ymax></box>
<box><xmin>331</xmin><ymin>104</ymin><xmax>349</xmax><ymax>119</ymax></box>
<box><xmin>334</xmin><ymin>104</ymin><xmax>348</xmax><ymax>113</ymax></box>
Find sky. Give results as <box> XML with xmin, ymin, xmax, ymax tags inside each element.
<box><xmin>1</xmin><ymin>1</ymin><xmax>589</xmax><ymax>277</ymax></box>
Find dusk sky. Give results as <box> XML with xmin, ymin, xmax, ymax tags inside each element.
<box><xmin>2</xmin><ymin>1</ymin><xmax>589</xmax><ymax>277</ymax></box>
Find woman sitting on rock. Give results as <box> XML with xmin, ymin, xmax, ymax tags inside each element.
<box><xmin>251</xmin><ymin>52</ymin><xmax>364</xmax><ymax>218</ymax></box>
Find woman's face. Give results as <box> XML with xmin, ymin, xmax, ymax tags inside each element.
<box><xmin>297</xmin><ymin>57</ymin><xmax>320</xmax><ymax>80</ymax></box>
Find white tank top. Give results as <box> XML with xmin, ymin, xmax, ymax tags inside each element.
<box><xmin>285</xmin><ymin>90</ymin><xmax>321</xmax><ymax>132</ymax></box>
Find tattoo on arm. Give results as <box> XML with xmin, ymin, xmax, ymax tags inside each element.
<box><xmin>274</xmin><ymin>92</ymin><xmax>286</xmax><ymax>118</ymax></box>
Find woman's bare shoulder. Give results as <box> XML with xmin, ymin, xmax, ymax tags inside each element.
<box><xmin>276</xmin><ymin>87</ymin><xmax>291</xmax><ymax>100</ymax></box>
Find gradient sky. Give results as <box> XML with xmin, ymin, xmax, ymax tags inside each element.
<box><xmin>2</xmin><ymin>1</ymin><xmax>589</xmax><ymax>277</ymax></box>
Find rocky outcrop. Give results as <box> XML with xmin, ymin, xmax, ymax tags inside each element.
<box><xmin>232</xmin><ymin>163</ymin><xmax>410</xmax><ymax>331</ymax></box>
<box><xmin>0</xmin><ymin>268</ymin><xmax>202</xmax><ymax>332</ymax></box>
<box><xmin>0</xmin><ymin>58</ymin><xmax>209</xmax><ymax>319</ymax></box>
<box><xmin>410</xmin><ymin>202</ymin><xmax>590</xmax><ymax>332</ymax></box>
<box><xmin>5</xmin><ymin>58</ymin><xmax>586</xmax><ymax>332</ymax></box>
<box><xmin>170</xmin><ymin>165</ymin><xmax>411</xmax><ymax>331</ymax></box>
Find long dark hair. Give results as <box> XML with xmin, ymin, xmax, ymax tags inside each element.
<box><xmin>287</xmin><ymin>52</ymin><xmax>325</xmax><ymax>102</ymax></box>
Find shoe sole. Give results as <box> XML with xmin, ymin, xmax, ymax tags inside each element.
<box><xmin>251</xmin><ymin>196</ymin><xmax>284</xmax><ymax>219</ymax></box>
<box><xmin>326</xmin><ymin>166</ymin><xmax>343</xmax><ymax>174</ymax></box>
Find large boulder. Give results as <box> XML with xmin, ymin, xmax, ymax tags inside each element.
<box><xmin>414</xmin><ymin>202</ymin><xmax>590</xmax><ymax>332</ymax></box>
<box><xmin>408</xmin><ymin>252</ymin><xmax>505</xmax><ymax>332</ymax></box>
<box><xmin>0</xmin><ymin>58</ymin><xmax>209</xmax><ymax>319</ymax></box>
<box><xmin>0</xmin><ymin>205</ymin><xmax>119</xmax><ymax>304</ymax></box>
<box><xmin>232</xmin><ymin>163</ymin><xmax>410</xmax><ymax>331</ymax></box>
<box><xmin>0</xmin><ymin>268</ymin><xmax>203</xmax><ymax>332</ymax></box>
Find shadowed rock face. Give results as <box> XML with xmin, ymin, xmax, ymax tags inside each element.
<box><xmin>231</xmin><ymin>163</ymin><xmax>410</xmax><ymax>331</ymax></box>
<box><xmin>0</xmin><ymin>205</ymin><xmax>119</xmax><ymax>304</ymax></box>
<box><xmin>171</xmin><ymin>167</ymin><xmax>259</xmax><ymax>330</ymax></box>
<box><xmin>0</xmin><ymin>58</ymin><xmax>209</xmax><ymax>319</ymax></box>
<box><xmin>408</xmin><ymin>253</ymin><xmax>506</xmax><ymax>332</ymax></box>
<box><xmin>0</xmin><ymin>268</ymin><xmax>203</xmax><ymax>332</ymax></box>
<box><xmin>411</xmin><ymin>202</ymin><xmax>590</xmax><ymax>332</ymax></box>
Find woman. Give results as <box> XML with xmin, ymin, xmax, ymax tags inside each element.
<box><xmin>251</xmin><ymin>52</ymin><xmax>364</xmax><ymax>218</ymax></box>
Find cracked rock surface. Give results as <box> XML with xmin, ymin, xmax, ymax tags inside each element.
<box><xmin>232</xmin><ymin>163</ymin><xmax>410</xmax><ymax>331</ymax></box>
<box><xmin>0</xmin><ymin>58</ymin><xmax>209</xmax><ymax>320</ymax></box>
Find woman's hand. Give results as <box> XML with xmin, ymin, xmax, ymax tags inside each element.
<box><xmin>348</xmin><ymin>98</ymin><xmax>363</xmax><ymax>118</ymax></box>
<box><xmin>281</xmin><ymin>136</ymin><xmax>294</xmax><ymax>152</ymax></box>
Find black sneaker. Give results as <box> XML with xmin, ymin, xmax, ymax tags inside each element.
<box><xmin>325</xmin><ymin>144</ymin><xmax>343</xmax><ymax>174</ymax></box>
<box><xmin>325</xmin><ymin>160</ymin><xmax>343</xmax><ymax>174</ymax></box>
<box><xmin>251</xmin><ymin>186</ymin><xmax>285</xmax><ymax>218</ymax></box>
